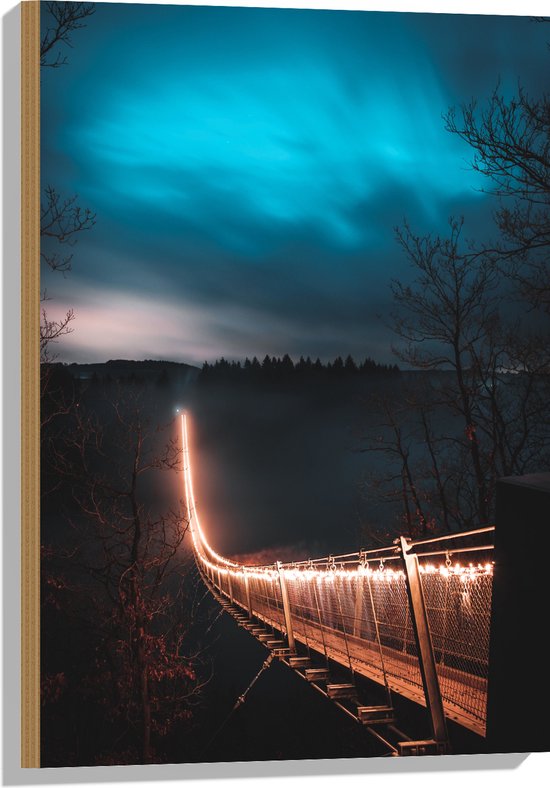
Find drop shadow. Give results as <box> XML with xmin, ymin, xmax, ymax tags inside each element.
<box><xmin>3</xmin><ymin>752</ymin><xmax>532</xmax><ymax>786</ymax></box>
<box><xmin>3</xmin><ymin>1</ymin><xmax>23</xmax><ymax>785</ymax></box>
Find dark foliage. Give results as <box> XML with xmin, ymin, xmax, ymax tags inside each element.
<box><xmin>41</xmin><ymin>382</ymin><xmax>212</xmax><ymax>765</ymax></box>
<box><xmin>198</xmin><ymin>354</ymin><xmax>399</xmax><ymax>386</ymax></box>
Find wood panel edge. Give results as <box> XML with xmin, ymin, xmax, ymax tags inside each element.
<box><xmin>21</xmin><ymin>0</ymin><xmax>41</xmax><ymax>770</ymax></box>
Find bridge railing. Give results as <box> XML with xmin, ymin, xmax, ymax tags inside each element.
<box><xmin>181</xmin><ymin>414</ymin><xmax>493</xmax><ymax>739</ymax></box>
<box><xmin>412</xmin><ymin>532</ymin><xmax>494</xmax><ymax>730</ymax></box>
<box><xmin>197</xmin><ymin>528</ymin><xmax>494</xmax><ymax>737</ymax></box>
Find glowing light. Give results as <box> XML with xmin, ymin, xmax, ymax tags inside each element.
<box><xmin>181</xmin><ymin>412</ymin><xmax>494</xmax><ymax>603</ymax></box>
<box><xmin>181</xmin><ymin>413</ymin><xmax>239</xmax><ymax>568</ymax></box>
<box><xmin>420</xmin><ymin>562</ymin><xmax>493</xmax><ymax>579</ymax></box>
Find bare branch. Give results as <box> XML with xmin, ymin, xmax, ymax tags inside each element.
<box><xmin>41</xmin><ymin>2</ymin><xmax>95</xmax><ymax>69</ymax></box>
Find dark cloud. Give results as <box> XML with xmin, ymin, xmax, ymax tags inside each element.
<box><xmin>41</xmin><ymin>5</ymin><xmax>549</xmax><ymax>363</ymax></box>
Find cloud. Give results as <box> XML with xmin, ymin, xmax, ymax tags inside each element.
<box><xmin>40</xmin><ymin>5</ymin><xmax>548</xmax><ymax>364</ymax></box>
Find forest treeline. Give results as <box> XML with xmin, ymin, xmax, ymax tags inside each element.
<box><xmin>199</xmin><ymin>354</ymin><xmax>400</xmax><ymax>384</ymax></box>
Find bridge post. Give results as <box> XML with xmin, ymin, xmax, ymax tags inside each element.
<box><xmin>486</xmin><ymin>473</ymin><xmax>550</xmax><ymax>753</ymax></box>
<box><xmin>227</xmin><ymin>572</ymin><xmax>234</xmax><ymax>604</ymax></box>
<box><xmin>243</xmin><ymin>569</ymin><xmax>253</xmax><ymax>616</ymax></box>
<box><xmin>277</xmin><ymin>562</ymin><xmax>296</xmax><ymax>653</ymax></box>
<box><xmin>400</xmin><ymin>537</ymin><xmax>449</xmax><ymax>751</ymax></box>
<box><xmin>353</xmin><ymin>573</ymin><xmax>364</xmax><ymax>638</ymax></box>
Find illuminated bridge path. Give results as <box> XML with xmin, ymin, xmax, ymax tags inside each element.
<box><xmin>181</xmin><ymin>414</ymin><xmax>494</xmax><ymax>756</ymax></box>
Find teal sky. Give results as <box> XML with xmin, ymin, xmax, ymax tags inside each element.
<box><xmin>40</xmin><ymin>3</ymin><xmax>549</xmax><ymax>364</ymax></box>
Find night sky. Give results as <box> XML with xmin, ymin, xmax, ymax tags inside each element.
<box><xmin>41</xmin><ymin>3</ymin><xmax>548</xmax><ymax>365</ymax></box>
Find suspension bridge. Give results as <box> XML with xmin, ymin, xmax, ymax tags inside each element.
<box><xmin>181</xmin><ymin>414</ymin><xmax>495</xmax><ymax>756</ymax></box>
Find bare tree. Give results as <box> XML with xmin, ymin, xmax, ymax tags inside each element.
<box><xmin>40</xmin><ymin>5</ymin><xmax>96</xmax><ymax>364</ymax></box>
<box><xmin>445</xmin><ymin>85</ymin><xmax>550</xmax><ymax>311</ymax></box>
<box><xmin>40</xmin><ymin>187</ymin><xmax>95</xmax><ymax>364</ymax></box>
<box><xmin>41</xmin><ymin>185</ymin><xmax>96</xmax><ymax>275</ymax></box>
<box><xmin>392</xmin><ymin>219</ymin><xmax>501</xmax><ymax>524</ymax></box>
<box><xmin>363</xmin><ymin>31</ymin><xmax>550</xmax><ymax>537</ymax></box>
<box><xmin>42</xmin><ymin>391</ymin><xmax>212</xmax><ymax>764</ymax></box>
<box><xmin>41</xmin><ymin>1</ymin><xmax>95</xmax><ymax>68</ymax></box>
<box><xmin>362</xmin><ymin>219</ymin><xmax>550</xmax><ymax>537</ymax></box>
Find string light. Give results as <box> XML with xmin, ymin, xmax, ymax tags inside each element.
<box><xmin>181</xmin><ymin>413</ymin><xmax>494</xmax><ymax>588</ymax></box>
<box><xmin>181</xmin><ymin>414</ymin><xmax>239</xmax><ymax>568</ymax></box>
<box><xmin>421</xmin><ymin>562</ymin><xmax>493</xmax><ymax>579</ymax></box>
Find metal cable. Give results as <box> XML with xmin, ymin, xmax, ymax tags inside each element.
<box><xmin>334</xmin><ymin>571</ymin><xmax>355</xmax><ymax>679</ymax></box>
<box><xmin>365</xmin><ymin>568</ymin><xmax>392</xmax><ymax>705</ymax></box>
<box><xmin>199</xmin><ymin>653</ymin><xmax>275</xmax><ymax>758</ymax></box>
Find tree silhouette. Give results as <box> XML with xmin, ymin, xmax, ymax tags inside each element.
<box><xmin>40</xmin><ymin>4</ymin><xmax>96</xmax><ymax>365</ymax></box>
<box><xmin>364</xmin><ymin>203</ymin><xmax>549</xmax><ymax>534</ymax></box>
<box><xmin>445</xmin><ymin>84</ymin><xmax>550</xmax><ymax>312</ymax></box>
<box><xmin>198</xmin><ymin>354</ymin><xmax>397</xmax><ymax>386</ymax></box>
<box><xmin>42</xmin><ymin>391</ymin><xmax>210</xmax><ymax>764</ymax></box>
<box><xmin>41</xmin><ymin>1</ymin><xmax>95</xmax><ymax>68</ymax></box>
<box><xmin>362</xmin><ymin>29</ymin><xmax>550</xmax><ymax>537</ymax></box>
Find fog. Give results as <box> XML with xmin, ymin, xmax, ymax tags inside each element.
<box><xmin>43</xmin><ymin>364</ymin><xmax>462</xmax><ymax>565</ymax></box>
<box><xmin>186</xmin><ymin>377</ymin><xmax>403</xmax><ymax>561</ymax></box>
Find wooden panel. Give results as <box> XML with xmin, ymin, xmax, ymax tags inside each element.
<box><xmin>21</xmin><ymin>0</ymin><xmax>41</xmax><ymax>770</ymax></box>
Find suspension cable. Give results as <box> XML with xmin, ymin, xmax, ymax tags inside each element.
<box><xmin>199</xmin><ymin>652</ymin><xmax>275</xmax><ymax>758</ymax></box>
<box><xmin>311</xmin><ymin>573</ymin><xmax>330</xmax><ymax>666</ymax></box>
<box><xmin>333</xmin><ymin>568</ymin><xmax>355</xmax><ymax>679</ymax></box>
<box><xmin>366</xmin><ymin>566</ymin><xmax>392</xmax><ymax>704</ymax></box>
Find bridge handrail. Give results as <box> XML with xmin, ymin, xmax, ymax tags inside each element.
<box><xmin>231</xmin><ymin>528</ymin><xmax>495</xmax><ymax>573</ymax></box>
<box><xmin>408</xmin><ymin>525</ymin><xmax>495</xmax><ymax>548</ymax></box>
